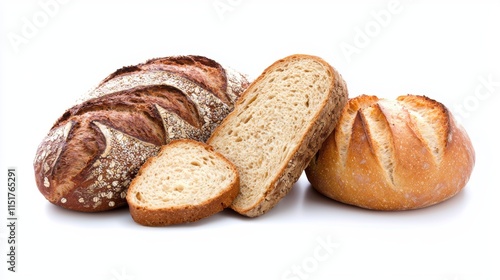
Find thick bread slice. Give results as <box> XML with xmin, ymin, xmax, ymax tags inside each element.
<box><xmin>126</xmin><ymin>139</ymin><xmax>239</xmax><ymax>226</ymax></box>
<box><xmin>207</xmin><ymin>54</ymin><xmax>348</xmax><ymax>217</ymax></box>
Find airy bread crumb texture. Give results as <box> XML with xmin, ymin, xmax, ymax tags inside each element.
<box><xmin>126</xmin><ymin>139</ymin><xmax>239</xmax><ymax>226</ymax></box>
<box><xmin>209</xmin><ymin>54</ymin><xmax>348</xmax><ymax>216</ymax></box>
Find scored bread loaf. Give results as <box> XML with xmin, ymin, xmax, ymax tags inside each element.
<box><xmin>33</xmin><ymin>55</ymin><xmax>249</xmax><ymax>212</ymax></box>
<box><xmin>207</xmin><ymin>54</ymin><xmax>348</xmax><ymax>217</ymax></box>
<box><xmin>126</xmin><ymin>139</ymin><xmax>239</xmax><ymax>226</ymax></box>
<box><xmin>306</xmin><ymin>94</ymin><xmax>476</xmax><ymax>210</ymax></box>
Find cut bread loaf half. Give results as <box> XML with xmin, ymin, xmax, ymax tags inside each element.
<box><xmin>207</xmin><ymin>54</ymin><xmax>348</xmax><ymax>217</ymax></box>
<box><xmin>126</xmin><ymin>139</ymin><xmax>239</xmax><ymax>226</ymax></box>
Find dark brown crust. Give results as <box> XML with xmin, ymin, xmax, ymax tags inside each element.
<box><xmin>33</xmin><ymin>55</ymin><xmax>249</xmax><ymax>212</ymax></box>
<box><xmin>127</xmin><ymin>140</ymin><xmax>240</xmax><ymax>226</ymax></box>
<box><xmin>100</xmin><ymin>55</ymin><xmax>232</xmax><ymax>104</ymax></box>
<box><xmin>56</xmin><ymin>85</ymin><xmax>202</xmax><ymax>144</ymax></box>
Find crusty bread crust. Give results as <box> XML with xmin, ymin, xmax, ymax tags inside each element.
<box><xmin>33</xmin><ymin>55</ymin><xmax>249</xmax><ymax>212</ymax></box>
<box><xmin>306</xmin><ymin>94</ymin><xmax>476</xmax><ymax>210</ymax></box>
<box><xmin>127</xmin><ymin>140</ymin><xmax>239</xmax><ymax>226</ymax></box>
<box><xmin>208</xmin><ymin>54</ymin><xmax>349</xmax><ymax>217</ymax></box>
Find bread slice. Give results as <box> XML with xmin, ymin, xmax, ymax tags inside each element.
<box><xmin>207</xmin><ymin>54</ymin><xmax>348</xmax><ymax>217</ymax></box>
<box><xmin>126</xmin><ymin>139</ymin><xmax>239</xmax><ymax>226</ymax></box>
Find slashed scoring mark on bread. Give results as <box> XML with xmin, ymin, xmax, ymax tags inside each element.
<box><xmin>33</xmin><ymin>55</ymin><xmax>249</xmax><ymax>212</ymax></box>
<box><xmin>306</xmin><ymin>94</ymin><xmax>475</xmax><ymax>211</ymax></box>
<box><xmin>335</xmin><ymin>95</ymin><xmax>379</xmax><ymax>166</ymax></box>
<box><xmin>337</xmin><ymin>96</ymin><xmax>450</xmax><ymax>186</ymax></box>
<box><xmin>88</xmin><ymin>71</ymin><xmax>232</xmax><ymax>141</ymax></box>
<box><xmin>360</xmin><ymin>102</ymin><xmax>396</xmax><ymax>186</ymax></box>
<box><xmin>154</xmin><ymin>104</ymin><xmax>203</xmax><ymax>142</ymax></box>
<box><xmin>396</xmin><ymin>95</ymin><xmax>450</xmax><ymax>163</ymax></box>
<box><xmin>223</xmin><ymin>66</ymin><xmax>249</xmax><ymax>105</ymax></box>
<box><xmin>34</xmin><ymin>121</ymin><xmax>74</xmax><ymax>192</ymax></box>
<box><xmin>75</xmin><ymin>121</ymin><xmax>160</xmax><ymax>209</ymax></box>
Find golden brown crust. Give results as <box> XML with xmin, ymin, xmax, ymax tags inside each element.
<box><xmin>128</xmin><ymin>179</ymin><xmax>239</xmax><ymax>226</ymax></box>
<box><xmin>306</xmin><ymin>94</ymin><xmax>475</xmax><ymax>210</ymax></box>
<box><xmin>208</xmin><ymin>54</ymin><xmax>349</xmax><ymax>217</ymax></box>
<box><xmin>247</xmin><ymin>56</ymin><xmax>348</xmax><ymax>217</ymax></box>
<box><xmin>33</xmin><ymin>55</ymin><xmax>249</xmax><ymax>212</ymax></box>
<box><xmin>127</xmin><ymin>140</ymin><xmax>240</xmax><ymax>226</ymax></box>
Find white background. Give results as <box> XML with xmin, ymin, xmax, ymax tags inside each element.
<box><xmin>1</xmin><ymin>0</ymin><xmax>499</xmax><ymax>279</ymax></box>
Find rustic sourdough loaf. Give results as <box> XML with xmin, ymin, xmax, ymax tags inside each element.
<box><xmin>33</xmin><ymin>55</ymin><xmax>249</xmax><ymax>212</ymax></box>
<box><xmin>306</xmin><ymin>94</ymin><xmax>475</xmax><ymax>210</ymax></box>
<box><xmin>207</xmin><ymin>54</ymin><xmax>348</xmax><ymax>217</ymax></box>
<box><xmin>126</xmin><ymin>139</ymin><xmax>239</xmax><ymax>226</ymax></box>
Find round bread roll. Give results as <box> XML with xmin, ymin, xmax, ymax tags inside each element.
<box><xmin>305</xmin><ymin>94</ymin><xmax>475</xmax><ymax>210</ymax></box>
